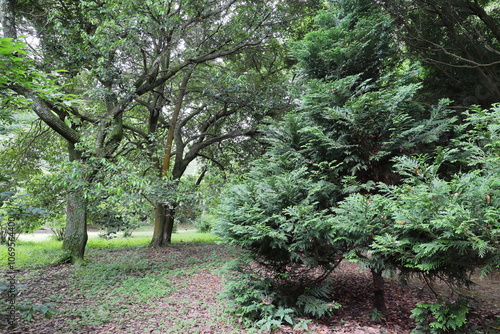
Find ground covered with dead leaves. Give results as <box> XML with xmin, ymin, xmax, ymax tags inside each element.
<box><xmin>1</xmin><ymin>243</ymin><xmax>499</xmax><ymax>333</ymax></box>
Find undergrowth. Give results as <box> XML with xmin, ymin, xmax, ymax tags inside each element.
<box><xmin>223</xmin><ymin>259</ymin><xmax>340</xmax><ymax>332</ymax></box>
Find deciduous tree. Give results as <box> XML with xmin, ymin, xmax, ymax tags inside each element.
<box><xmin>1</xmin><ymin>0</ymin><xmax>301</xmax><ymax>258</ymax></box>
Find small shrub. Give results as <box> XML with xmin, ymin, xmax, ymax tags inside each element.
<box><xmin>96</xmin><ymin>214</ymin><xmax>139</xmax><ymax>239</ymax></box>
<box><xmin>44</xmin><ymin>216</ymin><xmax>66</xmax><ymax>241</ymax></box>
<box><xmin>370</xmin><ymin>308</ymin><xmax>385</xmax><ymax>322</ymax></box>
<box><xmin>256</xmin><ymin>307</ymin><xmax>295</xmax><ymax>331</ymax></box>
<box><xmin>223</xmin><ymin>259</ymin><xmax>339</xmax><ymax>331</ymax></box>
<box><xmin>18</xmin><ymin>302</ymin><xmax>58</xmax><ymax>322</ymax></box>
<box><xmin>0</xmin><ymin>196</ymin><xmax>48</xmax><ymax>244</ymax></box>
<box><xmin>194</xmin><ymin>214</ymin><xmax>216</xmax><ymax>233</ymax></box>
<box><xmin>223</xmin><ymin>262</ymin><xmax>277</xmax><ymax>323</ymax></box>
<box><xmin>411</xmin><ymin>299</ymin><xmax>470</xmax><ymax>334</ymax></box>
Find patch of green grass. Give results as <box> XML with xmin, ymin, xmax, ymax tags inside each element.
<box><xmin>0</xmin><ymin>231</ymin><xmax>218</xmax><ymax>269</ymax></box>
<box><xmin>73</xmin><ymin>252</ymin><xmax>156</xmax><ymax>293</ymax></box>
<box><xmin>64</xmin><ymin>249</ymin><xmax>177</xmax><ymax>331</ymax></box>
<box><xmin>172</xmin><ymin>232</ymin><xmax>219</xmax><ymax>243</ymax></box>
<box><xmin>72</xmin><ymin>249</ymin><xmax>175</xmax><ymax>298</ymax></box>
<box><xmin>112</xmin><ymin>274</ymin><xmax>176</xmax><ymax>303</ymax></box>
<box><xmin>86</xmin><ymin>231</ymin><xmax>218</xmax><ymax>248</ymax></box>
<box><xmin>0</xmin><ymin>240</ymin><xmax>64</xmax><ymax>269</ymax></box>
<box><xmin>86</xmin><ymin>236</ymin><xmax>152</xmax><ymax>249</ymax></box>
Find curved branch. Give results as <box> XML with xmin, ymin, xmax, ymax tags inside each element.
<box><xmin>197</xmin><ymin>153</ymin><xmax>225</xmax><ymax>171</ymax></box>
<box><xmin>185</xmin><ymin>128</ymin><xmax>257</xmax><ymax>162</ymax></box>
<box><xmin>9</xmin><ymin>84</ymin><xmax>80</xmax><ymax>144</ymax></box>
<box><xmin>468</xmin><ymin>0</ymin><xmax>500</xmax><ymax>41</ymax></box>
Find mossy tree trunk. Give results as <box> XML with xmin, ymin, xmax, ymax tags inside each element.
<box><xmin>61</xmin><ymin>142</ymin><xmax>88</xmax><ymax>263</ymax></box>
<box><xmin>1</xmin><ymin>0</ymin><xmax>17</xmax><ymax>38</ymax></box>
<box><xmin>62</xmin><ymin>189</ymin><xmax>88</xmax><ymax>263</ymax></box>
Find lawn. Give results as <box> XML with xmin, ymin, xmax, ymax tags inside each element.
<box><xmin>0</xmin><ymin>228</ymin><xmax>219</xmax><ymax>270</ymax></box>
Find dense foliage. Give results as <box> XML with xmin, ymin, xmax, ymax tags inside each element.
<box><xmin>215</xmin><ymin>0</ymin><xmax>500</xmax><ymax>331</ymax></box>
<box><xmin>379</xmin><ymin>0</ymin><xmax>500</xmax><ymax>108</ymax></box>
<box><xmin>1</xmin><ymin>0</ymin><xmax>499</xmax><ymax>331</ymax></box>
<box><xmin>2</xmin><ymin>0</ymin><xmax>304</xmax><ymax>259</ymax></box>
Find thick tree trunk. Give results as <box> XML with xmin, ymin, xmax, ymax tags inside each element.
<box><xmin>62</xmin><ymin>189</ymin><xmax>88</xmax><ymax>263</ymax></box>
<box><xmin>150</xmin><ymin>203</ymin><xmax>166</xmax><ymax>248</ymax></box>
<box><xmin>371</xmin><ymin>269</ymin><xmax>387</xmax><ymax>316</ymax></box>
<box><xmin>61</xmin><ymin>143</ymin><xmax>88</xmax><ymax>263</ymax></box>
<box><xmin>150</xmin><ymin>203</ymin><xmax>176</xmax><ymax>247</ymax></box>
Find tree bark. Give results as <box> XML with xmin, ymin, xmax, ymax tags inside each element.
<box><xmin>1</xmin><ymin>0</ymin><xmax>17</xmax><ymax>38</ymax></box>
<box><xmin>164</xmin><ymin>206</ymin><xmax>175</xmax><ymax>244</ymax></box>
<box><xmin>61</xmin><ymin>142</ymin><xmax>88</xmax><ymax>263</ymax></box>
<box><xmin>371</xmin><ymin>269</ymin><xmax>387</xmax><ymax>316</ymax></box>
<box><xmin>62</xmin><ymin>189</ymin><xmax>88</xmax><ymax>263</ymax></box>
<box><xmin>150</xmin><ymin>70</ymin><xmax>192</xmax><ymax>248</ymax></box>
<box><xmin>11</xmin><ymin>85</ymin><xmax>80</xmax><ymax>144</ymax></box>
<box><xmin>150</xmin><ymin>203</ymin><xmax>177</xmax><ymax>247</ymax></box>
<box><xmin>150</xmin><ymin>203</ymin><xmax>166</xmax><ymax>248</ymax></box>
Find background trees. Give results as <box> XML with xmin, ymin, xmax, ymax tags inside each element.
<box><xmin>379</xmin><ymin>0</ymin><xmax>500</xmax><ymax>108</ymax></box>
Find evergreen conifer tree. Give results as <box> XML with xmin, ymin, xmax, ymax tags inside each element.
<box><xmin>217</xmin><ymin>0</ymin><xmax>456</xmax><ymax>320</ymax></box>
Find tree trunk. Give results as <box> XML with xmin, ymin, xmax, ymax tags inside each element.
<box><xmin>61</xmin><ymin>142</ymin><xmax>88</xmax><ymax>263</ymax></box>
<box><xmin>150</xmin><ymin>203</ymin><xmax>165</xmax><ymax>248</ymax></box>
<box><xmin>150</xmin><ymin>70</ymin><xmax>192</xmax><ymax>248</ymax></box>
<box><xmin>371</xmin><ymin>269</ymin><xmax>387</xmax><ymax>316</ymax></box>
<box><xmin>164</xmin><ymin>206</ymin><xmax>175</xmax><ymax>244</ymax></box>
<box><xmin>1</xmin><ymin>0</ymin><xmax>17</xmax><ymax>38</ymax></box>
<box><xmin>150</xmin><ymin>203</ymin><xmax>176</xmax><ymax>247</ymax></box>
<box><xmin>62</xmin><ymin>189</ymin><xmax>88</xmax><ymax>263</ymax></box>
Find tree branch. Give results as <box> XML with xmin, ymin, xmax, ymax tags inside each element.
<box><xmin>9</xmin><ymin>84</ymin><xmax>80</xmax><ymax>144</ymax></box>
<box><xmin>186</xmin><ymin>128</ymin><xmax>257</xmax><ymax>162</ymax></box>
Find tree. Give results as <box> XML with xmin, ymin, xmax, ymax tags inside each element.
<box><xmin>0</xmin><ymin>0</ymin><xmax>17</xmax><ymax>38</ymax></box>
<box><xmin>289</xmin><ymin>0</ymin><xmax>454</xmax><ymax>195</ymax></box>
<box><xmin>147</xmin><ymin>45</ymin><xmax>293</xmax><ymax>247</ymax></box>
<box><xmin>216</xmin><ymin>0</ymin><xmax>458</xmax><ymax>320</ymax></box>
<box><xmin>331</xmin><ymin>128</ymin><xmax>499</xmax><ymax>330</ymax></box>
<box><xmin>359</xmin><ymin>106</ymin><xmax>499</xmax><ymax>331</ymax></box>
<box><xmin>1</xmin><ymin>0</ymin><xmax>300</xmax><ymax>259</ymax></box>
<box><xmin>1</xmin><ymin>3</ymin><xmax>105</xmax><ymax>261</ymax></box>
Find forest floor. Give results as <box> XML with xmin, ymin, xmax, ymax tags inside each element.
<box><xmin>1</xmin><ymin>243</ymin><xmax>499</xmax><ymax>334</ymax></box>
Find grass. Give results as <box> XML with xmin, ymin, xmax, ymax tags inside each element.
<box><xmin>0</xmin><ymin>239</ymin><xmax>65</xmax><ymax>269</ymax></box>
<box><xmin>0</xmin><ymin>230</ymin><xmax>247</xmax><ymax>333</ymax></box>
<box><xmin>57</xmin><ymin>249</ymin><xmax>179</xmax><ymax>329</ymax></box>
<box><xmin>0</xmin><ymin>230</ymin><xmax>219</xmax><ymax>269</ymax></box>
